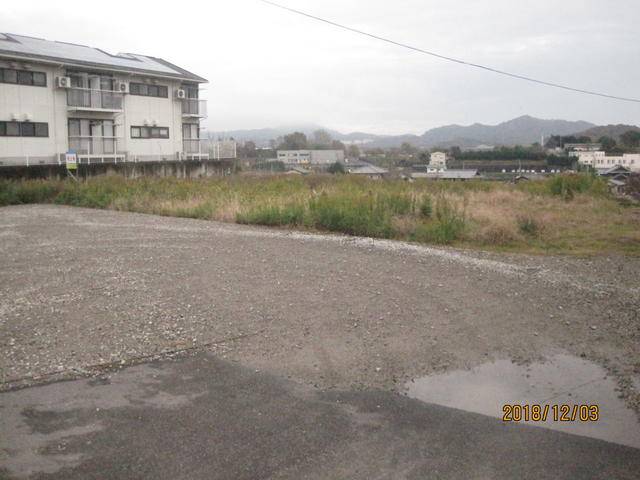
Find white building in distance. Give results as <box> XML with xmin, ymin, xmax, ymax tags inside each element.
<box><xmin>577</xmin><ymin>151</ymin><xmax>640</xmax><ymax>172</ymax></box>
<box><xmin>0</xmin><ymin>33</ymin><xmax>208</xmax><ymax>167</ymax></box>
<box><xmin>277</xmin><ymin>150</ymin><xmax>344</xmax><ymax>165</ymax></box>
<box><xmin>428</xmin><ymin>151</ymin><xmax>447</xmax><ymax>171</ymax></box>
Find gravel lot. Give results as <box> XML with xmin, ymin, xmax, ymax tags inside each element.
<box><xmin>1</xmin><ymin>204</ymin><xmax>639</xmax><ymax>414</ymax></box>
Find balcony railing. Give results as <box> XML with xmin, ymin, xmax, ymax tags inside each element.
<box><xmin>182</xmin><ymin>139</ymin><xmax>209</xmax><ymax>159</ymax></box>
<box><xmin>67</xmin><ymin>87</ymin><xmax>124</xmax><ymax>111</ymax></box>
<box><xmin>182</xmin><ymin>99</ymin><xmax>207</xmax><ymax>118</ymax></box>
<box><xmin>68</xmin><ymin>136</ymin><xmax>124</xmax><ymax>158</ymax></box>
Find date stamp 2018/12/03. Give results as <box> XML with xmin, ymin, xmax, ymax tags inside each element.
<box><xmin>502</xmin><ymin>404</ymin><xmax>599</xmax><ymax>422</ymax></box>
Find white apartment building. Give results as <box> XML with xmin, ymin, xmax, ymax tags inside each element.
<box><xmin>277</xmin><ymin>150</ymin><xmax>344</xmax><ymax>165</ymax></box>
<box><xmin>0</xmin><ymin>33</ymin><xmax>208</xmax><ymax>167</ymax></box>
<box><xmin>577</xmin><ymin>151</ymin><xmax>640</xmax><ymax>172</ymax></box>
<box><xmin>428</xmin><ymin>151</ymin><xmax>447</xmax><ymax>171</ymax></box>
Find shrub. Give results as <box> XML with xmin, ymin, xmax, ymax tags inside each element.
<box><xmin>546</xmin><ymin>173</ymin><xmax>608</xmax><ymax>200</ymax></box>
<box><xmin>419</xmin><ymin>196</ymin><xmax>433</xmax><ymax>218</ymax></box>
<box><xmin>412</xmin><ymin>196</ymin><xmax>467</xmax><ymax>245</ymax></box>
<box><xmin>0</xmin><ymin>180</ymin><xmax>60</xmax><ymax>205</ymax></box>
<box><xmin>517</xmin><ymin>216</ymin><xmax>539</xmax><ymax>236</ymax></box>
<box><xmin>237</xmin><ymin>203</ymin><xmax>305</xmax><ymax>226</ymax></box>
<box><xmin>327</xmin><ymin>162</ymin><xmax>345</xmax><ymax>174</ymax></box>
<box><xmin>308</xmin><ymin>192</ymin><xmax>393</xmax><ymax>238</ymax></box>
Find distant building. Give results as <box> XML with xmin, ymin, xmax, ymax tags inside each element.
<box><xmin>595</xmin><ymin>166</ymin><xmax>632</xmax><ymax>195</ymax></box>
<box><xmin>277</xmin><ymin>150</ymin><xmax>344</xmax><ymax>165</ymax></box>
<box><xmin>429</xmin><ymin>152</ymin><xmax>447</xmax><ymax>171</ymax></box>
<box><xmin>284</xmin><ymin>166</ymin><xmax>310</xmax><ymax>175</ymax></box>
<box><xmin>577</xmin><ymin>151</ymin><xmax>640</xmax><ymax>171</ymax></box>
<box><xmin>412</xmin><ymin>169</ymin><xmax>480</xmax><ymax>181</ymax></box>
<box><xmin>462</xmin><ymin>144</ymin><xmax>494</xmax><ymax>152</ymax></box>
<box><xmin>566</xmin><ymin>143</ymin><xmax>602</xmax><ymax>158</ymax></box>
<box><xmin>348</xmin><ymin>164</ymin><xmax>388</xmax><ymax>179</ymax></box>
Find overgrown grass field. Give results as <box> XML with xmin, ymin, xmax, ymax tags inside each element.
<box><xmin>1</xmin><ymin>173</ymin><xmax>639</xmax><ymax>255</ymax></box>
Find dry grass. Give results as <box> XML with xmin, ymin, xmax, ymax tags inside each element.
<box><xmin>1</xmin><ymin>174</ymin><xmax>639</xmax><ymax>255</ymax></box>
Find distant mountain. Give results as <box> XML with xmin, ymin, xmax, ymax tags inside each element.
<box><xmin>207</xmin><ymin>125</ymin><xmax>380</xmax><ymax>147</ymax></box>
<box><xmin>574</xmin><ymin>124</ymin><xmax>640</xmax><ymax>142</ymax></box>
<box><xmin>208</xmin><ymin>116</ymin><xmax>598</xmax><ymax>149</ymax></box>
<box><xmin>366</xmin><ymin>116</ymin><xmax>596</xmax><ymax>148</ymax></box>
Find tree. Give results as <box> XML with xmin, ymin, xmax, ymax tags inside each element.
<box><xmin>620</xmin><ymin>130</ymin><xmax>640</xmax><ymax>148</ymax></box>
<box><xmin>238</xmin><ymin>140</ymin><xmax>256</xmax><ymax>158</ymax></box>
<box><xmin>347</xmin><ymin>144</ymin><xmax>360</xmax><ymax>159</ymax></box>
<box><xmin>327</xmin><ymin>161</ymin><xmax>345</xmax><ymax>174</ymax></box>
<box><xmin>330</xmin><ymin>139</ymin><xmax>346</xmax><ymax>151</ymax></box>
<box><xmin>598</xmin><ymin>135</ymin><xmax>617</xmax><ymax>152</ymax></box>
<box><xmin>400</xmin><ymin>142</ymin><xmax>417</xmax><ymax>156</ymax></box>
<box><xmin>278</xmin><ymin>132</ymin><xmax>308</xmax><ymax>150</ymax></box>
<box><xmin>449</xmin><ymin>146</ymin><xmax>462</xmax><ymax>158</ymax></box>
<box><xmin>313</xmin><ymin>129</ymin><xmax>332</xmax><ymax>147</ymax></box>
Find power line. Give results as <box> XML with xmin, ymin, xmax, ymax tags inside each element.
<box><xmin>258</xmin><ymin>0</ymin><xmax>640</xmax><ymax>104</ymax></box>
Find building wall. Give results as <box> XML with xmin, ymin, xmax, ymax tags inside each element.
<box><xmin>310</xmin><ymin>150</ymin><xmax>344</xmax><ymax>164</ymax></box>
<box><xmin>578</xmin><ymin>151</ymin><xmax>640</xmax><ymax>171</ymax></box>
<box><xmin>1</xmin><ymin>58</ymin><xmax>204</xmax><ymax>166</ymax></box>
<box><xmin>427</xmin><ymin>151</ymin><xmax>447</xmax><ymax>172</ymax></box>
<box><xmin>0</xmin><ymin>62</ymin><xmax>68</xmax><ymax>162</ymax></box>
<box><xmin>123</xmin><ymin>77</ymin><xmax>186</xmax><ymax>161</ymax></box>
<box><xmin>277</xmin><ymin>149</ymin><xmax>344</xmax><ymax>165</ymax></box>
<box><xmin>429</xmin><ymin>152</ymin><xmax>446</xmax><ymax>168</ymax></box>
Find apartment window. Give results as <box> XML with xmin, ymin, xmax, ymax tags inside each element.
<box><xmin>0</xmin><ymin>121</ymin><xmax>48</xmax><ymax>137</ymax></box>
<box><xmin>20</xmin><ymin>122</ymin><xmax>35</xmax><ymax>137</ymax></box>
<box><xmin>67</xmin><ymin>71</ymin><xmax>114</xmax><ymax>90</ymax></box>
<box><xmin>68</xmin><ymin>119</ymin><xmax>115</xmax><ymax>155</ymax></box>
<box><xmin>0</xmin><ymin>68</ymin><xmax>47</xmax><ymax>87</ymax></box>
<box><xmin>131</xmin><ymin>126</ymin><xmax>169</xmax><ymax>139</ymax></box>
<box><xmin>35</xmin><ymin>123</ymin><xmax>49</xmax><ymax>137</ymax></box>
<box><xmin>130</xmin><ymin>82</ymin><xmax>168</xmax><ymax>98</ymax></box>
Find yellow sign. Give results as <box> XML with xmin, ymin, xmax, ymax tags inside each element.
<box><xmin>65</xmin><ymin>152</ymin><xmax>77</xmax><ymax>170</ymax></box>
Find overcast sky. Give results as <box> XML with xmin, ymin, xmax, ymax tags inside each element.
<box><xmin>4</xmin><ymin>0</ymin><xmax>639</xmax><ymax>134</ymax></box>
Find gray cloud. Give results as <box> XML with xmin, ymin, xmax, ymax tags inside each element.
<box><xmin>5</xmin><ymin>0</ymin><xmax>639</xmax><ymax>134</ymax></box>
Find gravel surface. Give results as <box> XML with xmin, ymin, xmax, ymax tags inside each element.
<box><xmin>1</xmin><ymin>204</ymin><xmax>639</xmax><ymax>416</ymax></box>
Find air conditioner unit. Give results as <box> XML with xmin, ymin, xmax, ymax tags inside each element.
<box><xmin>10</xmin><ymin>113</ymin><xmax>20</xmax><ymax>121</ymax></box>
<box><xmin>143</xmin><ymin>119</ymin><xmax>151</xmax><ymax>126</ymax></box>
<box><xmin>176</xmin><ymin>89</ymin><xmax>186</xmax><ymax>99</ymax></box>
<box><xmin>56</xmin><ymin>76</ymin><xmax>71</xmax><ymax>89</ymax></box>
<box><xmin>117</xmin><ymin>81</ymin><xmax>129</xmax><ymax>93</ymax></box>
<box><xmin>151</xmin><ymin>120</ymin><xmax>158</xmax><ymax>127</ymax></box>
<box><xmin>23</xmin><ymin>113</ymin><xmax>32</xmax><ymax>121</ymax></box>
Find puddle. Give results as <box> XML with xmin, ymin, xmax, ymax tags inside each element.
<box><xmin>405</xmin><ymin>354</ymin><xmax>640</xmax><ymax>449</ymax></box>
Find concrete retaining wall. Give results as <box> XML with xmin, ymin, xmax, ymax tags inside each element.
<box><xmin>0</xmin><ymin>160</ymin><xmax>237</xmax><ymax>180</ymax></box>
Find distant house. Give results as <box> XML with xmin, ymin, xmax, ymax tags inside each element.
<box><xmin>349</xmin><ymin>164</ymin><xmax>389</xmax><ymax>179</ymax></box>
<box><xmin>429</xmin><ymin>152</ymin><xmax>447</xmax><ymax>171</ymax></box>
<box><xmin>596</xmin><ymin>165</ymin><xmax>631</xmax><ymax>179</ymax></box>
<box><xmin>277</xmin><ymin>150</ymin><xmax>344</xmax><ymax>165</ymax></box>
<box><xmin>608</xmin><ymin>178</ymin><xmax>627</xmax><ymax>196</ymax></box>
<box><xmin>411</xmin><ymin>169</ymin><xmax>480</xmax><ymax>181</ymax></box>
<box><xmin>595</xmin><ymin>166</ymin><xmax>632</xmax><ymax>195</ymax></box>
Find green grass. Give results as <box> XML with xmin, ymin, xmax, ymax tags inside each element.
<box><xmin>0</xmin><ymin>173</ymin><xmax>638</xmax><ymax>255</ymax></box>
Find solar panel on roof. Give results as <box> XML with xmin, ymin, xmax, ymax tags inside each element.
<box><xmin>0</xmin><ymin>33</ymin><xmax>204</xmax><ymax>82</ymax></box>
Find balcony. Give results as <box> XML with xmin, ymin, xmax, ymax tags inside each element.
<box><xmin>182</xmin><ymin>139</ymin><xmax>209</xmax><ymax>160</ymax></box>
<box><xmin>68</xmin><ymin>136</ymin><xmax>126</xmax><ymax>163</ymax></box>
<box><xmin>67</xmin><ymin>87</ymin><xmax>124</xmax><ymax>112</ymax></box>
<box><xmin>181</xmin><ymin>99</ymin><xmax>207</xmax><ymax>118</ymax></box>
